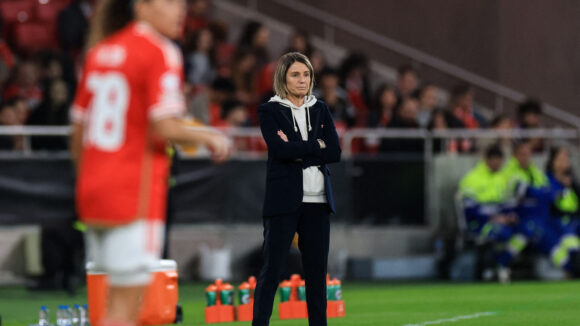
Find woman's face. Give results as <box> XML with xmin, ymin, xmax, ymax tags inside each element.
<box><xmin>553</xmin><ymin>149</ymin><xmax>570</xmax><ymax>174</ymax></box>
<box><xmin>197</xmin><ymin>28</ymin><xmax>213</xmax><ymax>52</ymax></box>
<box><xmin>420</xmin><ymin>86</ymin><xmax>438</xmax><ymax>110</ymax></box>
<box><xmin>254</xmin><ymin>26</ymin><xmax>270</xmax><ymax>48</ymax></box>
<box><xmin>380</xmin><ymin>88</ymin><xmax>397</xmax><ymax>110</ymax></box>
<box><xmin>50</xmin><ymin>80</ymin><xmax>68</xmax><ymax>106</ymax></box>
<box><xmin>138</xmin><ymin>0</ymin><xmax>187</xmax><ymax>39</ymax></box>
<box><xmin>285</xmin><ymin>62</ymin><xmax>311</xmax><ymax>99</ymax></box>
<box><xmin>433</xmin><ymin>113</ymin><xmax>447</xmax><ymax>129</ymax></box>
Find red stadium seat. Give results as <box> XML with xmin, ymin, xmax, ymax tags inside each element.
<box><xmin>14</xmin><ymin>22</ymin><xmax>58</xmax><ymax>54</ymax></box>
<box><xmin>0</xmin><ymin>0</ymin><xmax>35</xmax><ymax>23</ymax></box>
<box><xmin>35</xmin><ymin>0</ymin><xmax>70</xmax><ymax>23</ymax></box>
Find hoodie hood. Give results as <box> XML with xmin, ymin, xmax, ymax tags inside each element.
<box><xmin>269</xmin><ymin>95</ymin><xmax>317</xmax><ymax>132</ymax></box>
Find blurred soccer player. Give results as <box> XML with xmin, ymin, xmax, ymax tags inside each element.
<box><xmin>70</xmin><ymin>1</ymin><xmax>230</xmax><ymax>325</ymax></box>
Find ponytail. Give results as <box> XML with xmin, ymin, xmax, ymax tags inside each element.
<box><xmin>86</xmin><ymin>0</ymin><xmax>136</xmax><ymax>49</ymax></box>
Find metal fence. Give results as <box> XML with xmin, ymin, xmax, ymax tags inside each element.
<box><xmin>1</xmin><ymin>126</ymin><xmax>579</xmax><ymax>228</ymax></box>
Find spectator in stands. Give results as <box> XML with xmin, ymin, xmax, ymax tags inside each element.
<box><xmin>209</xmin><ymin>21</ymin><xmax>236</xmax><ymax>76</ymax></box>
<box><xmin>309</xmin><ymin>49</ymin><xmax>326</xmax><ymax>77</ymax></box>
<box><xmin>0</xmin><ymin>16</ymin><xmax>16</xmax><ymax>71</ymax></box>
<box><xmin>516</xmin><ymin>99</ymin><xmax>544</xmax><ymax>152</ymax></box>
<box><xmin>184</xmin><ymin>27</ymin><xmax>217</xmax><ymax>86</ymax></box>
<box><xmin>367</xmin><ymin>83</ymin><xmax>397</xmax><ymax>128</ymax></box>
<box><xmin>36</xmin><ymin>51</ymin><xmax>77</xmax><ymax>100</ymax></box>
<box><xmin>185</xmin><ymin>0</ymin><xmax>210</xmax><ymax>35</ymax></box>
<box><xmin>449</xmin><ymin>83</ymin><xmax>488</xmax><ymax>129</ymax></box>
<box><xmin>396</xmin><ymin>64</ymin><xmax>419</xmax><ymax>103</ymax></box>
<box><xmin>217</xmin><ymin>99</ymin><xmax>249</xmax><ymax>127</ymax></box>
<box><xmin>314</xmin><ymin>67</ymin><xmax>355</xmax><ymax>128</ymax></box>
<box><xmin>339</xmin><ymin>52</ymin><xmax>372</xmax><ymax>126</ymax></box>
<box><xmin>379</xmin><ymin>97</ymin><xmax>423</xmax><ymax>153</ymax></box>
<box><xmin>57</xmin><ymin>0</ymin><xmax>92</xmax><ymax>54</ymax></box>
<box><xmin>0</xmin><ymin>99</ymin><xmax>23</xmax><ymax>150</ymax></box>
<box><xmin>3</xmin><ymin>61</ymin><xmax>43</xmax><ymax>110</ymax></box>
<box><xmin>416</xmin><ymin>83</ymin><xmax>440</xmax><ymax>128</ymax></box>
<box><xmin>237</xmin><ymin>21</ymin><xmax>270</xmax><ymax>70</ymax></box>
<box><xmin>230</xmin><ymin>48</ymin><xmax>257</xmax><ymax>104</ymax></box>
<box><xmin>189</xmin><ymin>77</ymin><xmax>236</xmax><ymax>125</ymax></box>
<box><xmin>458</xmin><ymin>144</ymin><xmax>521</xmax><ymax>282</ymax></box>
<box><xmin>27</xmin><ymin>79</ymin><xmax>69</xmax><ymax>150</ymax></box>
<box><xmin>285</xmin><ymin>29</ymin><xmax>313</xmax><ymax>57</ymax></box>
<box><xmin>478</xmin><ymin>115</ymin><xmax>514</xmax><ymax>157</ymax></box>
<box><xmin>426</xmin><ymin>108</ymin><xmax>462</xmax><ymax>153</ymax></box>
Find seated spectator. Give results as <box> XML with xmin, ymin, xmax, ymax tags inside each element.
<box><xmin>396</xmin><ymin>64</ymin><xmax>419</xmax><ymax>104</ymax></box>
<box><xmin>516</xmin><ymin>99</ymin><xmax>544</xmax><ymax>152</ymax></box>
<box><xmin>339</xmin><ymin>53</ymin><xmax>371</xmax><ymax>126</ymax></box>
<box><xmin>478</xmin><ymin>114</ymin><xmax>514</xmax><ymax>157</ymax></box>
<box><xmin>0</xmin><ymin>16</ymin><xmax>16</xmax><ymax>70</ymax></box>
<box><xmin>367</xmin><ymin>83</ymin><xmax>397</xmax><ymax>128</ymax></box>
<box><xmin>230</xmin><ymin>48</ymin><xmax>257</xmax><ymax>104</ymax></box>
<box><xmin>285</xmin><ymin>29</ymin><xmax>313</xmax><ymax>57</ymax></box>
<box><xmin>209</xmin><ymin>21</ymin><xmax>236</xmax><ymax>76</ymax></box>
<box><xmin>237</xmin><ymin>21</ymin><xmax>270</xmax><ymax>71</ymax></box>
<box><xmin>27</xmin><ymin>79</ymin><xmax>70</xmax><ymax>150</ymax></box>
<box><xmin>313</xmin><ymin>67</ymin><xmax>355</xmax><ymax>128</ymax></box>
<box><xmin>189</xmin><ymin>77</ymin><xmax>236</xmax><ymax>125</ymax></box>
<box><xmin>217</xmin><ymin>99</ymin><xmax>249</xmax><ymax>127</ymax></box>
<box><xmin>185</xmin><ymin>0</ymin><xmax>210</xmax><ymax>35</ymax></box>
<box><xmin>449</xmin><ymin>83</ymin><xmax>488</xmax><ymax>129</ymax></box>
<box><xmin>379</xmin><ymin>97</ymin><xmax>423</xmax><ymax>153</ymax></box>
<box><xmin>184</xmin><ymin>27</ymin><xmax>217</xmax><ymax>87</ymax></box>
<box><xmin>0</xmin><ymin>99</ymin><xmax>23</xmax><ymax>150</ymax></box>
<box><xmin>3</xmin><ymin>61</ymin><xmax>44</xmax><ymax>109</ymax></box>
<box><xmin>427</xmin><ymin>108</ymin><xmax>462</xmax><ymax>153</ymax></box>
<box><xmin>57</xmin><ymin>0</ymin><xmax>92</xmax><ymax>54</ymax></box>
<box><xmin>458</xmin><ymin>144</ymin><xmax>521</xmax><ymax>282</ymax></box>
<box><xmin>416</xmin><ymin>83</ymin><xmax>440</xmax><ymax>128</ymax></box>
<box><xmin>309</xmin><ymin>49</ymin><xmax>326</xmax><ymax>77</ymax></box>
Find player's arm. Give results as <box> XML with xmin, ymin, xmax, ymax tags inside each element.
<box><xmin>152</xmin><ymin>118</ymin><xmax>230</xmax><ymax>163</ymax></box>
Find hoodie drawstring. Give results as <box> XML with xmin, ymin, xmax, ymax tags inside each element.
<box><xmin>290</xmin><ymin>105</ymin><xmax>312</xmax><ymax>133</ymax></box>
<box><xmin>291</xmin><ymin>108</ymin><xmax>298</xmax><ymax>132</ymax></box>
<box><xmin>307</xmin><ymin>106</ymin><xmax>312</xmax><ymax>132</ymax></box>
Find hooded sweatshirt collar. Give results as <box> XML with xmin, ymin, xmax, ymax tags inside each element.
<box><xmin>269</xmin><ymin>95</ymin><xmax>317</xmax><ymax>132</ymax></box>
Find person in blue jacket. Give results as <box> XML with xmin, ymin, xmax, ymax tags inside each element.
<box><xmin>504</xmin><ymin>141</ymin><xmax>580</xmax><ymax>276</ymax></box>
<box><xmin>252</xmin><ymin>52</ymin><xmax>341</xmax><ymax>326</ymax></box>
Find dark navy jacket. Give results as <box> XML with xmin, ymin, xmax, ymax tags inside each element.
<box><xmin>258</xmin><ymin>100</ymin><xmax>341</xmax><ymax>217</ymax></box>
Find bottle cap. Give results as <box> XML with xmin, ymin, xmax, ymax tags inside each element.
<box><xmin>59</xmin><ymin>305</ymin><xmax>68</xmax><ymax>309</ymax></box>
<box><xmin>40</xmin><ymin>306</ymin><xmax>47</xmax><ymax>310</ymax></box>
<box><xmin>74</xmin><ymin>304</ymin><xmax>80</xmax><ymax>309</ymax></box>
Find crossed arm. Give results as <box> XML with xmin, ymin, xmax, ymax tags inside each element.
<box><xmin>258</xmin><ymin>105</ymin><xmax>342</xmax><ymax>165</ymax></box>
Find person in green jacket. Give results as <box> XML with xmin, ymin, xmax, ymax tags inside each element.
<box><xmin>459</xmin><ymin>144</ymin><xmax>525</xmax><ymax>282</ymax></box>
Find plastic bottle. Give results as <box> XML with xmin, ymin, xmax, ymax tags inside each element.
<box><xmin>56</xmin><ymin>305</ymin><xmax>71</xmax><ymax>326</ymax></box>
<box><xmin>71</xmin><ymin>305</ymin><xmax>80</xmax><ymax>326</ymax></box>
<box><xmin>38</xmin><ymin>306</ymin><xmax>50</xmax><ymax>326</ymax></box>
<box><xmin>79</xmin><ymin>305</ymin><xmax>89</xmax><ymax>326</ymax></box>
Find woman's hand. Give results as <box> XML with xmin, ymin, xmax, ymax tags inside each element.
<box><xmin>277</xmin><ymin>130</ymin><xmax>288</xmax><ymax>142</ymax></box>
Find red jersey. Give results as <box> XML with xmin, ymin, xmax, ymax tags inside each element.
<box><xmin>71</xmin><ymin>22</ymin><xmax>185</xmax><ymax>227</ymax></box>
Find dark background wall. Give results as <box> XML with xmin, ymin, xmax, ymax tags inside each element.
<box><xmin>252</xmin><ymin>0</ymin><xmax>580</xmax><ymax>117</ymax></box>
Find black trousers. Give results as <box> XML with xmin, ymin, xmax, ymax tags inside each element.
<box><xmin>253</xmin><ymin>203</ymin><xmax>330</xmax><ymax>326</ymax></box>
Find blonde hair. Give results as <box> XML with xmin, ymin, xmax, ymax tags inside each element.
<box><xmin>273</xmin><ymin>52</ymin><xmax>315</xmax><ymax>99</ymax></box>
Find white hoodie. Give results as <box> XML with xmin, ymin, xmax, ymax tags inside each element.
<box><xmin>269</xmin><ymin>95</ymin><xmax>327</xmax><ymax>203</ymax></box>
